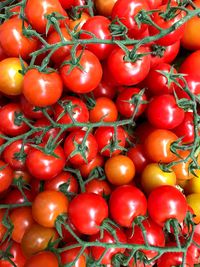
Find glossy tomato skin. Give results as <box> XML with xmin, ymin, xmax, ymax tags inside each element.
<box><xmin>95</xmin><ymin>0</ymin><xmax>117</xmax><ymax>17</ymax></box>
<box><xmin>148</xmin><ymin>185</ymin><xmax>188</xmax><ymax>226</ymax></box>
<box><xmin>108</xmin><ymin>46</ymin><xmax>151</xmax><ymax>86</ymax></box>
<box><xmin>59</xmin><ymin>0</ymin><xmax>74</xmax><ymax>9</ymax></box>
<box><xmin>147</xmin><ymin>0</ymin><xmax>162</xmax><ymax>8</ymax></box>
<box><xmin>0</xmin><ymin>17</ymin><xmax>38</xmax><ymax>59</ymax></box>
<box><xmin>2</xmin><ymin>188</ymin><xmax>34</xmax><ymax>205</ymax></box>
<box><xmin>69</xmin><ymin>12</ymin><xmax>90</xmax><ymax>32</ymax></box>
<box><xmin>79</xmin><ymin>154</ymin><xmax>104</xmax><ymax>178</ymax></box>
<box><xmin>0</xmin><ymin>44</ymin><xmax>6</xmax><ymax>61</ymax></box>
<box><xmin>0</xmin><ymin>160</ymin><xmax>13</xmax><ymax>193</ymax></box>
<box><xmin>179</xmin><ymin>50</ymin><xmax>200</xmax><ymax>77</ymax></box>
<box><xmin>92</xmin><ymin>80</ymin><xmax>116</xmax><ymax>99</ymax></box>
<box><xmin>85</xmin><ymin>178</ymin><xmax>111</xmax><ymax>196</ymax></box>
<box><xmin>90</xmin><ymin>227</ymin><xmax>127</xmax><ymax>265</ymax></box>
<box><xmin>112</xmin><ymin>0</ymin><xmax>149</xmax><ymax>37</ymax></box>
<box><xmin>187</xmin><ymin>194</ymin><xmax>200</xmax><ymax>224</ymax></box>
<box><xmin>24</xmin><ymin>251</ymin><xmax>59</xmax><ymax>267</ymax></box>
<box><xmin>109</xmin><ymin>185</ymin><xmax>147</xmax><ymax>227</ymax></box>
<box><xmin>116</xmin><ymin>87</ymin><xmax>147</xmax><ymax>118</ymax></box>
<box><xmin>60</xmin><ymin>246</ymin><xmax>86</xmax><ymax>267</ymax></box>
<box><xmin>0</xmin><ymin>210</ymin><xmax>6</xmax><ymax>242</ymax></box>
<box><xmin>94</xmin><ymin>126</ymin><xmax>126</xmax><ymax>157</ymax></box>
<box><xmin>26</xmin><ymin>144</ymin><xmax>65</xmax><ymax>180</ymax></box>
<box><xmin>23</xmin><ymin>69</ymin><xmax>63</xmax><ymax>107</ymax></box>
<box><xmin>68</xmin><ymin>192</ymin><xmax>108</xmax><ymax>235</ymax></box>
<box><xmin>60</xmin><ymin>50</ymin><xmax>102</xmax><ymax>93</ymax></box>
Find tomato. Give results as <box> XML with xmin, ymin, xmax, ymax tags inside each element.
<box><xmin>105</xmin><ymin>155</ymin><xmax>135</xmax><ymax>186</ymax></box>
<box><xmin>68</xmin><ymin>192</ymin><xmax>108</xmax><ymax>235</ymax></box>
<box><xmin>0</xmin><ymin>241</ymin><xmax>26</xmax><ymax>267</ymax></box>
<box><xmin>60</xmin><ymin>247</ymin><xmax>86</xmax><ymax>267</ymax></box>
<box><xmin>59</xmin><ymin>0</ymin><xmax>74</xmax><ymax>9</ymax></box>
<box><xmin>109</xmin><ymin>185</ymin><xmax>147</xmax><ymax>227</ymax></box>
<box><xmin>95</xmin><ymin>0</ymin><xmax>117</xmax><ymax>17</ymax></box>
<box><xmin>141</xmin><ymin>163</ymin><xmax>176</xmax><ymax>194</ymax></box>
<box><xmin>0</xmin><ymin>44</ymin><xmax>6</xmax><ymax>61</ymax></box>
<box><xmin>187</xmin><ymin>194</ymin><xmax>200</xmax><ymax>224</ymax></box>
<box><xmin>147</xmin><ymin>0</ymin><xmax>162</xmax><ymax>8</ymax></box>
<box><xmin>79</xmin><ymin>154</ymin><xmax>104</xmax><ymax>178</ymax></box>
<box><xmin>94</xmin><ymin>126</ymin><xmax>126</xmax><ymax>157</ymax></box>
<box><xmin>148</xmin><ymin>185</ymin><xmax>188</xmax><ymax>226</ymax></box>
<box><xmin>112</xmin><ymin>0</ymin><xmax>149</xmax><ymax>37</ymax></box>
<box><xmin>126</xmin><ymin>219</ymin><xmax>165</xmax><ymax>259</ymax></box>
<box><xmin>25</xmin><ymin>0</ymin><xmax>67</xmax><ymax>33</ymax></box>
<box><xmin>61</xmin><ymin>219</ymin><xmax>82</xmax><ymax>243</ymax></box>
<box><xmin>144</xmin><ymin>129</ymin><xmax>178</xmax><ymax>163</ymax></box>
<box><xmin>0</xmin><ymin>160</ymin><xmax>13</xmax><ymax>193</ymax></box>
<box><xmin>0</xmin><ymin>17</ymin><xmax>38</xmax><ymax>59</ymax></box>
<box><xmin>44</xmin><ymin>171</ymin><xmax>78</xmax><ymax>194</ymax></box>
<box><xmin>85</xmin><ymin>179</ymin><xmax>111</xmax><ymax>196</ymax></box>
<box><xmin>0</xmin><ymin>209</ymin><xmax>6</xmax><ymax>242</ymax></box>
<box><xmin>64</xmin><ymin>130</ymin><xmax>98</xmax><ymax>166</ymax></box>
<box><xmin>13</xmin><ymin>171</ymin><xmax>32</xmax><ymax>186</ymax></box>
<box><xmin>10</xmin><ymin>207</ymin><xmax>34</xmax><ymax>243</ymax></box>
<box><xmin>2</xmin><ymin>188</ymin><xmax>34</xmax><ymax>205</ymax></box>
<box><xmin>108</xmin><ymin>46</ymin><xmax>151</xmax><ymax>86</ymax></box>
<box><xmin>24</xmin><ymin>251</ymin><xmax>59</xmax><ymax>267</ymax></box>
<box><xmin>185</xmin><ymin>171</ymin><xmax>200</xmax><ymax>195</ymax></box>
<box><xmin>21</xmin><ymin>223</ymin><xmax>58</xmax><ymax>257</ymax></box>
<box><xmin>0</xmin><ymin>58</ymin><xmax>27</xmax><ymax>96</ymax></box>
<box><xmin>23</xmin><ymin>69</ymin><xmax>63</xmax><ymax>107</ymax></box>
<box><xmin>89</xmin><ymin>97</ymin><xmax>118</xmax><ymax>123</ymax></box>
<box><xmin>80</xmin><ymin>16</ymin><xmax>114</xmax><ymax>60</ymax></box>
<box><xmin>92</xmin><ymin>80</ymin><xmax>116</xmax><ymax>99</ymax></box>
<box><xmin>60</xmin><ymin>50</ymin><xmax>102</xmax><ymax>94</ymax></box>
<box><xmin>149</xmin><ymin>4</ymin><xmax>185</xmax><ymax>46</ymax></box>
<box><xmin>90</xmin><ymin>226</ymin><xmax>127</xmax><ymax>265</ymax></box>
<box><xmin>147</xmin><ymin>94</ymin><xmax>185</xmax><ymax>129</ymax></box>
<box><xmin>116</xmin><ymin>87</ymin><xmax>147</xmax><ymax>118</ymax></box>
<box><xmin>134</xmin><ymin>122</ymin><xmax>156</xmax><ymax>144</ymax></box>
<box><xmin>69</xmin><ymin>12</ymin><xmax>90</xmax><ymax>32</ymax></box>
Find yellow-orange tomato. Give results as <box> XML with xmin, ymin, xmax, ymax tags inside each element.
<box><xmin>181</xmin><ymin>0</ymin><xmax>200</xmax><ymax>50</ymax></box>
<box><xmin>187</xmin><ymin>193</ymin><xmax>200</xmax><ymax>223</ymax></box>
<box><xmin>141</xmin><ymin>163</ymin><xmax>176</xmax><ymax>194</ymax></box>
<box><xmin>95</xmin><ymin>0</ymin><xmax>117</xmax><ymax>17</ymax></box>
<box><xmin>105</xmin><ymin>155</ymin><xmax>135</xmax><ymax>185</ymax></box>
<box><xmin>185</xmin><ymin>170</ymin><xmax>200</xmax><ymax>194</ymax></box>
<box><xmin>176</xmin><ymin>178</ymin><xmax>188</xmax><ymax>189</ymax></box>
<box><xmin>69</xmin><ymin>12</ymin><xmax>90</xmax><ymax>32</ymax></box>
<box><xmin>0</xmin><ymin>57</ymin><xmax>27</xmax><ymax>96</ymax></box>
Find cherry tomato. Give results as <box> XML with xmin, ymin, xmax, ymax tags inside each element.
<box><xmin>85</xmin><ymin>178</ymin><xmax>111</xmax><ymax>196</ymax></box>
<box><xmin>147</xmin><ymin>0</ymin><xmax>162</xmax><ymax>8</ymax></box>
<box><xmin>68</xmin><ymin>192</ymin><xmax>108</xmax><ymax>235</ymax></box>
<box><xmin>184</xmin><ymin>170</ymin><xmax>200</xmax><ymax>195</ymax></box>
<box><xmin>0</xmin><ymin>209</ymin><xmax>6</xmax><ymax>243</ymax></box>
<box><xmin>69</xmin><ymin>12</ymin><xmax>90</xmax><ymax>32</ymax></box>
<box><xmin>2</xmin><ymin>188</ymin><xmax>34</xmax><ymax>205</ymax></box>
<box><xmin>79</xmin><ymin>154</ymin><xmax>104</xmax><ymax>178</ymax></box>
<box><xmin>148</xmin><ymin>185</ymin><xmax>188</xmax><ymax>226</ymax></box>
<box><xmin>60</xmin><ymin>246</ymin><xmax>86</xmax><ymax>267</ymax></box>
<box><xmin>60</xmin><ymin>50</ymin><xmax>102</xmax><ymax>93</ymax></box>
<box><xmin>187</xmin><ymin>193</ymin><xmax>200</xmax><ymax>224</ymax></box>
<box><xmin>0</xmin><ymin>160</ymin><xmax>13</xmax><ymax>193</ymax></box>
<box><xmin>59</xmin><ymin>0</ymin><xmax>74</xmax><ymax>9</ymax></box>
<box><xmin>24</xmin><ymin>251</ymin><xmax>59</xmax><ymax>267</ymax></box>
<box><xmin>109</xmin><ymin>185</ymin><xmax>147</xmax><ymax>227</ymax></box>
<box><xmin>95</xmin><ymin>0</ymin><xmax>117</xmax><ymax>17</ymax></box>
<box><xmin>92</xmin><ymin>80</ymin><xmax>116</xmax><ymax>99</ymax></box>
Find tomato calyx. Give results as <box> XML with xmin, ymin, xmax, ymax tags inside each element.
<box><xmin>109</xmin><ymin>18</ymin><xmax>128</xmax><ymax>38</ymax></box>
<box><xmin>151</xmin><ymin>44</ymin><xmax>166</xmax><ymax>57</ymax></box>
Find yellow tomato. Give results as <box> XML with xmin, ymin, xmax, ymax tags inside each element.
<box><xmin>185</xmin><ymin>170</ymin><xmax>200</xmax><ymax>194</ymax></box>
<box><xmin>187</xmin><ymin>193</ymin><xmax>200</xmax><ymax>223</ymax></box>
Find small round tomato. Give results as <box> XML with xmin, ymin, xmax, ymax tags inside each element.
<box><xmin>95</xmin><ymin>0</ymin><xmax>117</xmax><ymax>17</ymax></box>
<box><xmin>141</xmin><ymin>163</ymin><xmax>176</xmax><ymax>194</ymax></box>
<box><xmin>0</xmin><ymin>58</ymin><xmax>27</xmax><ymax>96</ymax></box>
<box><xmin>23</xmin><ymin>69</ymin><xmax>63</xmax><ymax>107</ymax></box>
<box><xmin>69</xmin><ymin>12</ymin><xmax>90</xmax><ymax>32</ymax></box>
<box><xmin>0</xmin><ymin>210</ymin><xmax>6</xmax><ymax>243</ymax></box>
<box><xmin>21</xmin><ymin>224</ymin><xmax>58</xmax><ymax>257</ymax></box>
<box><xmin>89</xmin><ymin>97</ymin><xmax>118</xmax><ymax>123</ymax></box>
<box><xmin>109</xmin><ymin>185</ymin><xmax>147</xmax><ymax>227</ymax></box>
<box><xmin>148</xmin><ymin>185</ymin><xmax>188</xmax><ymax>226</ymax></box>
<box><xmin>116</xmin><ymin>87</ymin><xmax>147</xmax><ymax>118</ymax></box>
<box><xmin>2</xmin><ymin>188</ymin><xmax>34</xmax><ymax>205</ymax></box>
<box><xmin>24</xmin><ymin>251</ymin><xmax>59</xmax><ymax>267</ymax></box>
<box><xmin>85</xmin><ymin>178</ymin><xmax>111</xmax><ymax>196</ymax></box>
<box><xmin>60</xmin><ymin>246</ymin><xmax>86</xmax><ymax>267</ymax></box>
<box><xmin>59</xmin><ymin>0</ymin><xmax>74</xmax><ymax>9</ymax></box>
<box><xmin>68</xmin><ymin>192</ymin><xmax>108</xmax><ymax>235</ymax></box>
<box><xmin>92</xmin><ymin>80</ymin><xmax>116</xmax><ymax>99</ymax></box>
<box><xmin>179</xmin><ymin>50</ymin><xmax>200</xmax><ymax>77</ymax></box>
<box><xmin>144</xmin><ymin>129</ymin><xmax>178</xmax><ymax>163</ymax></box>
<box><xmin>105</xmin><ymin>155</ymin><xmax>135</xmax><ymax>185</ymax></box>
<box><xmin>187</xmin><ymin>193</ymin><xmax>200</xmax><ymax>224</ymax></box>
<box><xmin>185</xmin><ymin>171</ymin><xmax>200</xmax><ymax>195</ymax></box>
<box><xmin>60</xmin><ymin>50</ymin><xmax>102</xmax><ymax>94</ymax></box>
<box><xmin>10</xmin><ymin>207</ymin><xmax>34</xmax><ymax>243</ymax></box>
<box><xmin>79</xmin><ymin>154</ymin><xmax>104</xmax><ymax>178</ymax></box>
<box><xmin>0</xmin><ymin>160</ymin><xmax>13</xmax><ymax>193</ymax></box>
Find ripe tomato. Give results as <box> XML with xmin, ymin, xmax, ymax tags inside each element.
<box><xmin>68</xmin><ymin>192</ymin><xmax>108</xmax><ymax>235</ymax></box>
<box><xmin>147</xmin><ymin>0</ymin><xmax>162</xmax><ymax>8</ymax></box>
<box><xmin>0</xmin><ymin>44</ymin><xmax>6</xmax><ymax>61</ymax></box>
<box><xmin>108</xmin><ymin>46</ymin><xmax>151</xmax><ymax>86</ymax></box>
<box><xmin>0</xmin><ymin>58</ymin><xmax>27</xmax><ymax>96</ymax></box>
<box><xmin>0</xmin><ymin>17</ymin><xmax>38</xmax><ymax>59</ymax></box>
<box><xmin>24</xmin><ymin>251</ymin><xmax>59</xmax><ymax>267</ymax></box>
<box><xmin>25</xmin><ymin>0</ymin><xmax>67</xmax><ymax>33</ymax></box>
<box><xmin>13</xmin><ymin>170</ymin><xmax>32</xmax><ymax>186</ymax></box>
<box><xmin>187</xmin><ymin>193</ymin><xmax>200</xmax><ymax>224</ymax></box>
<box><xmin>112</xmin><ymin>0</ymin><xmax>149</xmax><ymax>37</ymax></box>
<box><xmin>105</xmin><ymin>155</ymin><xmax>135</xmax><ymax>185</ymax></box>
<box><xmin>2</xmin><ymin>188</ymin><xmax>34</xmax><ymax>205</ymax></box>
<box><xmin>89</xmin><ymin>97</ymin><xmax>118</xmax><ymax>123</ymax></box>
<box><xmin>79</xmin><ymin>154</ymin><xmax>104</xmax><ymax>178</ymax></box>
<box><xmin>90</xmin><ymin>226</ymin><xmax>127</xmax><ymax>265</ymax></box>
<box><xmin>26</xmin><ymin>144</ymin><xmax>65</xmax><ymax>180</ymax></box>
<box><xmin>85</xmin><ymin>178</ymin><xmax>111</xmax><ymax>196</ymax></box>
<box><xmin>0</xmin><ymin>160</ymin><xmax>13</xmax><ymax>193</ymax></box>
<box><xmin>184</xmin><ymin>171</ymin><xmax>200</xmax><ymax>195</ymax></box>
<box><xmin>59</xmin><ymin>0</ymin><xmax>74</xmax><ymax>9</ymax></box>
<box><xmin>60</xmin><ymin>246</ymin><xmax>86</xmax><ymax>267</ymax></box>
<box><xmin>109</xmin><ymin>185</ymin><xmax>147</xmax><ymax>227</ymax></box>
<box><xmin>10</xmin><ymin>207</ymin><xmax>34</xmax><ymax>243</ymax></box>
<box><xmin>95</xmin><ymin>0</ymin><xmax>117</xmax><ymax>17</ymax></box>
<box><xmin>69</xmin><ymin>12</ymin><xmax>90</xmax><ymax>32</ymax></box>
<box><xmin>94</xmin><ymin>126</ymin><xmax>126</xmax><ymax>157</ymax></box>
<box><xmin>0</xmin><ymin>209</ymin><xmax>6</xmax><ymax>243</ymax></box>
<box><xmin>141</xmin><ymin>163</ymin><xmax>176</xmax><ymax>194</ymax></box>
<box><xmin>60</xmin><ymin>50</ymin><xmax>102</xmax><ymax>93</ymax></box>
<box><xmin>92</xmin><ymin>80</ymin><xmax>116</xmax><ymax>99</ymax></box>
<box><xmin>116</xmin><ymin>87</ymin><xmax>147</xmax><ymax>118</ymax></box>
<box><xmin>23</xmin><ymin>69</ymin><xmax>63</xmax><ymax>107</ymax></box>
<box><xmin>148</xmin><ymin>185</ymin><xmax>188</xmax><ymax>226</ymax></box>
<box><xmin>32</xmin><ymin>190</ymin><xmax>68</xmax><ymax>227</ymax></box>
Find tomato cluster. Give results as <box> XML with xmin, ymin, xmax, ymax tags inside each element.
<box><xmin>0</xmin><ymin>0</ymin><xmax>200</xmax><ymax>266</ymax></box>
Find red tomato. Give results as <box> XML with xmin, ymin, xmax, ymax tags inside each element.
<box><xmin>64</xmin><ymin>130</ymin><xmax>98</xmax><ymax>166</ymax></box>
<box><xmin>60</xmin><ymin>246</ymin><xmax>86</xmax><ymax>267</ymax></box>
<box><xmin>69</xmin><ymin>12</ymin><xmax>90</xmax><ymax>32</ymax></box>
<box><xmin>95</xmin><ymin>0</ymin><xmax>117</xmax><ymax>17</ymax></box>
<box><xmin>0</xmin><ymin>160</ymin><xmax>13</xmax><ymax>193</ymax></box>
<box><xmin>148</xmin><ymin>185</ymin><xmax>188</xmax><ymax>226</ymax></box>
<box><xmin>147</xmin><ymin>94</ymin><xmax>185</xmax><ymax>129</ymax></box>
<box><xmin>85</xmin><ymin>178</ymin><xmax>111</xmax><ymax>196</ymax></box>
<box><xmin>179</xmin><ymin>50</ymin><xmax>200</xmax><ymax>77</ymax></box>
<box><xmin>79</xmin><ymin>154</ymin><xmax>105</xmax><ymax>178</ymax></box>
<box><xmin>92</xmin><ymin>80</ymin><xmax>116</xmax><ymax>99</ymax></box>
<box><xmin>0</xmin><ymin>210</ymin><xmax>6</xmax><ymax>242</ymax></box>
<box><xmin>59</xmin><ymin>0</ymin><xmax>74</xmax><ymax>9</ymax></box>
<box><xmin>108</xmin><ymin>46</ymin><xmax>151</xmax><ymax>86</ymax></box>
<box><xmin>24</xmin><ymin>251</ymin><xmax>59</xmax><ymax>267</ymax></box>
<box><xmin>61</xmin><ymin>219</ymin><xmax>82</xmax><ymax>243</ymax></box>
<box><xmin>109</xmin><ymin>185</ymin><xmax>147</xmax><ymax>227</ymax></box>
<box><xmin>23</xmin><ymin>69</ymin><xmax>63</xmax><ymax>107</ymax></box>
<box><xmin>13</xmin><ymin>170</ymin><xmax>32</xmax><ymax>186</ymax></box>
<box><xmin>0</xmin><ymin>17</ymin><xmax>38</xmax><ymax>59</ymax></box>
<box><xmin>2</xmin><ymin>188</ymin><xmax>34</xmax><ymax>204</ymax></box>
<box><xmin>116</xmin><ymin>87</ymin><xmax>147</xmax><ymax>118</ymax></box>
<box><xmin>0</xmin><ymin>242</ymin><xmax>26</xmax><ymax>267</ymax></box>
<box><xmin>60</xmin><ymin>50</ymin><xmax>102</xmax><ymax>93</ymax></box>
<box><xmin>147</xmin><ymin>0</ymin><xmax>162</xmax><ymax>8</ymax></box>
<box><xmin>26</xmin><ymin>144</ymin><xmax>65</xmax><ymax>180</ymax></box>
<box><xmin>0</xmin><ymin>44</ymin><xmax>6</xmax><ymax>61</ymax></box>
<box><xmin>94</xmin><ymin>126</ymin><xmax>126</xmax><ymax>157</ymax></box>
<box><xmin>134</xmin><ymin>121</ymin><xmax>156</xmax><ymax>144</ymax></box>
<box><xmin>68</xmin><ymin>192</ymin><xmax>108</xmax><ymax>235</ymax></box>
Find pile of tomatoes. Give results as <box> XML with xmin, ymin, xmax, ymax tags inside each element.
<box><xmin>0</xmin><ymin>0</ymin><xmax>200</xmax><ymax>266</ymax></box>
